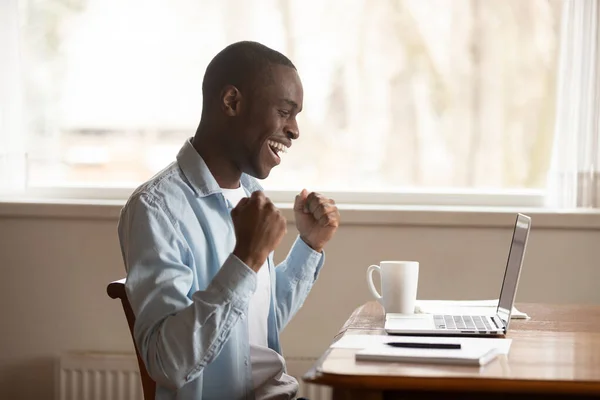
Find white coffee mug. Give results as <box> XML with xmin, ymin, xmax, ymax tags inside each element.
<box><xmin>366</xmin><ymin>261</ymin><xmax>419</xmax><ymax>314</ymax></box>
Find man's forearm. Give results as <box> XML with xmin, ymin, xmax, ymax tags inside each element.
<box><xmin>131</xmin><ymin>254</ymin><xmax>256</xmax><ymax>389</ymax></box>
<box><xmin>273</xmin><ymin>235</ymin><xmax>325</xmax><ymax>330</ymax></box>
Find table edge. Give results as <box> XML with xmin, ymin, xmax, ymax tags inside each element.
<box><xmin>302</xmin><ymin>371</ymin><xmax>600</xmax><ymax>396</ymax></box>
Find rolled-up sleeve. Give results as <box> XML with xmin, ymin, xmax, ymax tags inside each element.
<box><xmin>118</xmin><ymin>194</ymin><xmax>256</xmax><ymax>389</ymax></box>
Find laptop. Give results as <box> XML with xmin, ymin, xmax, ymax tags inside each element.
<box><xmin>384</xmin><ymin>213</ymin><xmax>531</xmax><ymax>336</ymax></box>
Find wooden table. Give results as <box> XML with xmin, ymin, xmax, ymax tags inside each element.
<box><xmin>303</xmin><ymin>302</ymin><xmax>600</xmax><ymax>399</ymax></box>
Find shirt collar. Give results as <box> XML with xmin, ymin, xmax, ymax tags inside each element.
<box><xmin>176</xmin><ymin>138</ymin><xmax>263</xmax><ymax>197</ymax></box>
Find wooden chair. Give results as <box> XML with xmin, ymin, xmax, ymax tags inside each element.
<box><xmin>107</xmin><ymin>279</ymin><xmax>157</xmax><ymax>400</ymax></box>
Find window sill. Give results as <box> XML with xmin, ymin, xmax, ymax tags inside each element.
<box><xmin>1</xmin><ymin>198</ymin><xmax>600</xmax><ymax>229</ymax></box>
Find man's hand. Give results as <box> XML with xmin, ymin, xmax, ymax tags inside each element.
<box><xmin>231</xmin><ymin>191</ymin><xmax>287</xmax><ymax>272</ymax></box>
<box><xmin>294</xmin><ymin>189</ymin><xmax>340</xmax><ymax>252</ymax></box>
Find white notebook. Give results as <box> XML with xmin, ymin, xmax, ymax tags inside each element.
<box><xmin>355</xmin><ymin>343</ymin><xmax>500</xmax><ymax>366</ymax></box>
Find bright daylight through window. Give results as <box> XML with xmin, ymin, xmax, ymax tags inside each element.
<box><xmin>19</xmin><ymin>0</ymin><xmax>563</xmax><ymax>196</ymax></box>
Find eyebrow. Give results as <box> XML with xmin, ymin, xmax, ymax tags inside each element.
<box><xmin>282</xmin><ymin>98</ymin><xmax>301</xmax><ymax>111</ymax></box>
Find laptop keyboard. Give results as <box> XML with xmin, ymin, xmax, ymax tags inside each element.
<box><xmin>433</xmin><ymin>315</ymin><xmax>496</xmax><ymax>331</ymax></box>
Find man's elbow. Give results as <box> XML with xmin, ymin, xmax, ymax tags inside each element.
<box><xmin>144</xmin><ymin>346</ymin><xmax>202</xmax><ymax>390</ymax></box>
<box><xmin>149</xmin><ymin>367</ymin><xmax>189</xmax><ymax>391</ymax></box>
<box><xmin>137</xmin><ymin>330</ymin><xmax>204</xmax><ymax>391</ymax></box>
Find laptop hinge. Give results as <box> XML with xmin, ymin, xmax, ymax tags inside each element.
<box><xmin>491</xmin><ymin>315</ymin><xmax>505</xmax><ymax>330</ymax></box>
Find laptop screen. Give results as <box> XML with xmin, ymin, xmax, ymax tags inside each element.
<box><xmin>496</xmin><ymin>214</ymin><xmax>531</xmax><ymax>324</ymax></box>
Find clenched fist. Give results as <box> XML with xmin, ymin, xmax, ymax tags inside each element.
<box><xmin>294</xmin><ymin>189</ymin><xmax>340</xmax><ymax>252</ymax></box>
<box><xmin>231</xmin><ymin>191</ymin><xmax>287</xmax><ymax>272</ymax></box>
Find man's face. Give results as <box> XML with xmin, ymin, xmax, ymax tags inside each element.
<box><xmin>231</xmin><ymin>64</ymin><xmax>303</xmax><ymax>179</ymax></box>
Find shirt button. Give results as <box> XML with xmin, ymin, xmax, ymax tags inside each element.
<box><xmin>240</xmin><ymin>313</ymin><xmax>245</xmax><ymax>320</ymax></box>
<box><xmin>244</xmin><ymin>358</ymin><xmax>249</xmax><ymax>366</ymax></box>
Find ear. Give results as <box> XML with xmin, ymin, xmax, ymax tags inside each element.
<box><xmin>220</xmin><ymin>85</ymin><xmax>242</xmax><ymax>116</ymax></box>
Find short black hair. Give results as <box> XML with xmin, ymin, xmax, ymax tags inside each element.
<box><xmin>201</xmin><ymin>41</ymin><xmax>296</xmax><ymax>112</ymax></box>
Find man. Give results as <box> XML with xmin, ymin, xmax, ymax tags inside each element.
<box><xmin>118</xmin><ymin>41</ymin><xmax>340</xmax><ymax>400</ymax></box>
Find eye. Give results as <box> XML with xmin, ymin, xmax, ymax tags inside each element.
<box><xmin>278</xmin><ymin>109</ymin><xmax>291</xmax><ymax>117</ymax></box>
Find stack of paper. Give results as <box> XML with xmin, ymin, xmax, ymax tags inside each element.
<box><xmin>331</xmin><ymin>334</ymin><xmax>512</xmax><ymax>367</ymax></box>
<box><xmin>355</xmin><ymin>344</ymin><xmax>500</xmax><ymax>366</ymax></box>
<box><xmin>414</xmin><ymin>299</ymin><xmax>529</xmax><ymax>319</ymax></box>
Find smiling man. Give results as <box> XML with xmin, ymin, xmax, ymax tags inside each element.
<box><xmin>117</xmin><ymin>41</ymin><xmax>340</xmax><ymax>400</ymax></box>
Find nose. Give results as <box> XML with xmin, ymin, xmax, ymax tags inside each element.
<box><xmin>285</xmin><ymin>119</ymin><xmax>299</xmax><ymax>141</ymax></box>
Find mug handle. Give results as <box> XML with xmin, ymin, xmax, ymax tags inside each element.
<box><xmin>366</xmin><ymin>265</ymin><xmax>383</xmax><ymax>303</ymax></box>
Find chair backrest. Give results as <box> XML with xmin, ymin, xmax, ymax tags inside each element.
<box><xmin>107</xmin><ymin>279</ymin><xmax>157</xmax><ymax>400</ymax></box>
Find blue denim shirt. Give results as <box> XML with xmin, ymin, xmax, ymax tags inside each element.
<box><xmin>117</xmin><ymin>139</ymin><xmax>325</xmax><ymax>400</ymax></box>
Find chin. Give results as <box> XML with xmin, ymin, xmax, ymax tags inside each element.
<box><xmin>255</xmin><ymin>168</ymin><xmax>272</xmax><ymax>180</ymax></box>
<box><xmin>246</xmin><ymin>164</ymin><xmax>272</xmax><ymax>180</ymax></box>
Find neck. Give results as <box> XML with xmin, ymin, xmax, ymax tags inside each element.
<box><xmin>192</xmin><ymin>123</ymin><xmax>242</xmax><ymax>189</ymax></box>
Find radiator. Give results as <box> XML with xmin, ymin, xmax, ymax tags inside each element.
<box><xmin>56</xmin><ymin>352</ymin><xmax>331</xmax><ymax>400</ymax></box>
<box><xmin>56</xmin><ymin>352</ymin><xmax>144</xmax><ymax>400</ymax></box>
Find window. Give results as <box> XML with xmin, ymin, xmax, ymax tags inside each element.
<box><xmin>18</xmin><ymin>0</ymin><xmax>563</xmax><ymax>200</ymax></box>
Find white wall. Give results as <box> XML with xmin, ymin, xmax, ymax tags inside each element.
<box><xmin>1</xmin><ymin>208</ymin><xmax>599</xmax><ymax>399</ymax></box>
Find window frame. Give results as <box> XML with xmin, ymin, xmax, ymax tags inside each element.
<box><xmin>19</xmin><ymin>185</ymin><xmax>545</xmax><ymax>208</ymax></box>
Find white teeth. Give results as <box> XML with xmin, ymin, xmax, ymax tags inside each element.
<box><xmin>268</xmin><ymin>140</ymin><xmax>287</xmax><ymax>154</ymax></box>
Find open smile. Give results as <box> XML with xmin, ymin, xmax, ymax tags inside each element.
<box><xmin>268</xmin><ymin>139</ymin><xmax>288</xmax><ymax>155</ymax></box>
<box><xmin>266</xmin><ymin>139</ymin><xmax>289</xmax><ymax>165</ymax></box>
